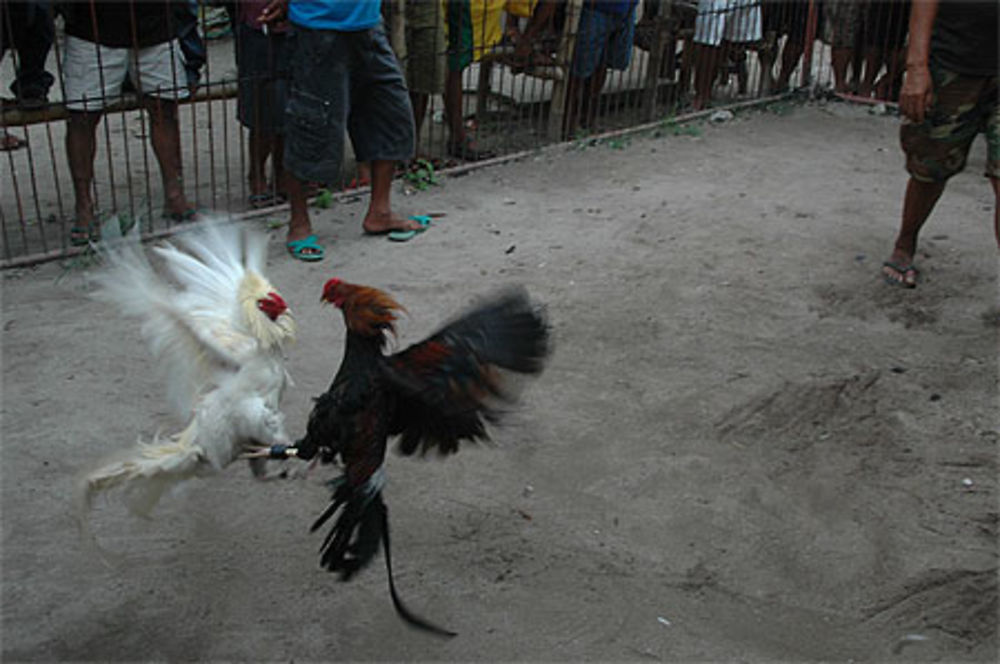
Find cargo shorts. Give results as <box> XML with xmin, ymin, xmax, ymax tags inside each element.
<box><xmin>284</xmin><ymin>23</ymin><xmax>415</xmax><ymax>185</ymax></box>
<box><xmin>901</xmin><ymin>65</ymin><xmax>999</xmax><ymax>183</ymax></box>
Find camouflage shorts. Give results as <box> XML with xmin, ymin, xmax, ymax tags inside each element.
<box><xmin>900</xmin><ymin>66</ymin><xmax>999</xmax><ymax>183</ymax></box>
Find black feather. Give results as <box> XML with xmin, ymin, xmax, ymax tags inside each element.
<box><xmin>303</xmin><ymin>283</ymin><xmax>549</xmax><ymax>635</ymax></box>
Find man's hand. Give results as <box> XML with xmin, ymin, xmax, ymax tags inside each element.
<box><xmin>258</xmin><ymin>0</ymin><xmax>289</xmax><ymax>25</ymax></box>
<box><xmin>899</xmin><ymin>64</ymin><xmax>934</xmax><ymax>123</ymax></box>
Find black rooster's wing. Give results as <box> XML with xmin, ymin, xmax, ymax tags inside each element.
<box><xmin>383</xmin><ymin>287</ymin><xmax>550</xmax><ymax>456</ymax></box>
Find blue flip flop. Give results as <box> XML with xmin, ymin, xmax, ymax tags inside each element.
<box><xmin>286</xmin><ymin>234</ymin><xmax>325</xmax><ymax>262</ymax></box>
<box><xmin>388</xmin><ymin>215</ymin><xmax>432</xmax><ymax>242</ymax></box>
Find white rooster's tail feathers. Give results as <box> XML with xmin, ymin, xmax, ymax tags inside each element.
<box><xmin>78</xmin><ymin>423</ymin><xmax>206</xmax><ymax>520</ymax></box>
<box><xmin>81</xmin><ymin>216</ymin><xmax>294</xmax><ymax>556</ymax></box>
<box><xmin>76</xmin><ymin>424</ymin><xmax>207</xmax><ymax>566</ymax></box>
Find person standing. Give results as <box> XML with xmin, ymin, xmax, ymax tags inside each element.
<box><xmin>259</xmin><ymin>0</ymin><xmax>426</xmax><ymax>261</ymax></box>
<box><xmin>62</xmin><ymin>0</ymin><xmax>200</xmax><ymax>245</ymax></box>
<box><xmin>0</xmin><ymin>0</ymin><xmax>55</xmax><ymax>151</ymax></box>
<box><xmin>882</xmin><ymin>0</ymin><xmax>998</xmax><ymax>287</ymax></box>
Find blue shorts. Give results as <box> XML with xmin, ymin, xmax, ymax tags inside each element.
<box><xmin>284</xmin><ymin>23</ymin><xmax>414</xmax><ymax>184</ymax></box>
<box><xmin>236</xmin><ymin>24</ymin><xmax>292</xmax><ymax>134</ymax></box>
<box><xmin>571</xmin><ymin>5</ymin><xmax>636</xmax><ymax>79</ymax></box>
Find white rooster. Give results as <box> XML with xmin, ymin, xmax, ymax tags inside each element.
<box><xmin>79</xmin><ymin>219</ymin><xmax>297</xmax><ymax>542</ymax></box>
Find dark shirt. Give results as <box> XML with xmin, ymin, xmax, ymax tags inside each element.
<box><xmin>931</xmin><ymin>0</ymin><xmax>999</xmax><ymax>77</ymax></box>
<box><xmin>63</xmin><ymin>0</ymin><xmax>175</xmax><ymax>48</ymax></box>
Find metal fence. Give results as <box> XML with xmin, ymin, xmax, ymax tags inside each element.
<box><xmin>1</xmin><ymin>0</ymin><xmax>910</xmax><ymax>267</ymax></box>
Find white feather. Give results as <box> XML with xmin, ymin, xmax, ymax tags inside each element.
<box><xmin>80</xmin><ymin>217</ymin><xmax>296</xmax><ymax>553</ymax></box>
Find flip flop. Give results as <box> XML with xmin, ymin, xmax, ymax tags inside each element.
<box><xmin>286</xmin><ymin>234</ymin><xmax>325</xmax><ymax>262</ymax></box>
<box><xmin>70</xmin><ymin>225</ymin><xmax>100</xmax><ymax>247</ymax></box>
<box><xmin>882</xmin><ymin>260</ymin><xmax>918</xmax><ymax>288</ymax></box>
<box><xmin>248</xmin><ymin>192</ymin><xmax>285</xmax><ymax>209</ymax></box>
<box><xmin>388</xmin><ymin>215</ymin><xmax>432</xmax><ymax>242</ymax></box>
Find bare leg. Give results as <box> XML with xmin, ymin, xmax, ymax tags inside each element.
<box><xmin>776</xmin><ymin>39</ymin><xmax>805</xmax><ymax>91</ymax></box>
<box><xmin>248</xmin><ymin>128</ymin><xmax>272</xmax><ymax>196</ymax></box>
<box><xmin>444</xmin><ymin>68</ymin><xmax>491</xmax><ymax>158</ymax></box>
<box><xmin>445</xmin><ymin>68</ymin><xmax>466</xmax><ymax>146</ymax></box>
<box><xmin>563</xmin><ymin>75</ymin><xmax>585</xmax><ymax>139</ymax></box>
<box><xmin>410</xmin><ymin>91</ymin><xmax>429</xmax><ymax>141</ymax></box>
<box><xmin>883</xmin><ymin>177</ymin><xmax>946</xmax><ymax>286</ymax></box>
<box><xmin>361</xmin><ymin>160</ymin><xmax>422</xmax><ymax>234</ymax></box>
<box><xmin>272</xmin><ymin>135</ymin><xmax>285</xmax><ymax>192</ymax></box>
<box><xmin>144</xmin><ymin>97</ymin><xmax>194</xmax><ymax>218</ymax></box>
<box><xmin>693</xmin><ymin>42</ymin><xmax>722</xmax><ymax>110</ymax></box>
<box><xmin>858</xmin><ymin>48</ymin><xmax>881</xmax><ymax>98</ymax></box>
<box><xmin>582</xmin><ymin>65</ymin><xmax>608</xmax><ymax>130</ymax></box>
<box><xmin>65</xmin><ymin>110</ymin><xmax>102</xmax><ymax>234</ymax></box>
<box><xmin>757</xmin><ymin>39</ymin><xmax>776</xmax><ymax>95</ymax></box>
<box><xmin>356</xmin><ymin>161</ymin><xmax>372</xmax><ymax>186</ymax></box>
<box><xmin>831</xmin><ymin>46</ymin><xmax>851</xmax><ymax>93</ymax></box>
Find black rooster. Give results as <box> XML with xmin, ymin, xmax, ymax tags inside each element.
<box><xmin>260</xmin><ymin>279</ymin><xmax>550</xmax><ymax>635</ymax></box>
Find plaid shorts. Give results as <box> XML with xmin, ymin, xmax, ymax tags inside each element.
<box><xmin>901</xmin><ymin>65</ymin><xmax>999</xmax><ymax>183</ymax></box>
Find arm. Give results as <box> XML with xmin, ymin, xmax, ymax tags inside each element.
<box><xmin>899</xmin><ymin>0</ymin><xmax>939</xmax><ymax>123</ymax></box>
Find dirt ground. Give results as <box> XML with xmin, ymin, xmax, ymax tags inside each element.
<box><xmin>2</xmin><ymin>102</ymin><xmax>997</xmax><ymax>662</ymax></box>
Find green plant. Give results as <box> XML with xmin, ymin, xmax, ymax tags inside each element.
<box><xmin>659</xmin><ymin>116</ymin><xmax>702</xmax><ymax>137</ymax></box>
<box><xmin>403</xmin><ymin>158</ymin><xmax>440</xmax><ymax>191</ymax></box>
<box><xmin>313</xmin><ymin>187</ymin><xmax>334</xmax><ymax>209</ymax></box>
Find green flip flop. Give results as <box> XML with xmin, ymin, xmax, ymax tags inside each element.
<box><xmin>388</xmin><ymin>215</ymin><xmax>432</xmax><ymax>242</ymax></box>
<box><xmin>286</xmin><ymin>234</ymin><xmax>325</xmax><ymax>262</ymax></box>
<box><xmin>70</xmin><ymin>225</ymin><xmax>100</xmax><ymax>247</ymax></box>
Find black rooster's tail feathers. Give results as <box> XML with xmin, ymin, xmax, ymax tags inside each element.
<box><xmin>311</xmin><ymin>473</ymin><xmax>456</xmax><ymax>637</ymax></box>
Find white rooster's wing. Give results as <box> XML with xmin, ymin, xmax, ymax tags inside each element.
<box><xmin>91</xmin><ymin>221</ymin><xmax>260</xmax><ymax>417</ymax></box>
<box><xmin>157</xmin><ymin>221</ymin><xmax>292</xmax><ymax>351</ymax></box>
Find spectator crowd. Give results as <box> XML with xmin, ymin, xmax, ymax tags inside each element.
<box><xmin>2</xmin><ymin>0</ymin><xmax>992</xmax><ymax>269</ymax></box>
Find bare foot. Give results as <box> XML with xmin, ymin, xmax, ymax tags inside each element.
<box><xmin>362</xmin><ymin>211</ymin><xmax>424</xmax><ymax>235</ymax></box>
<box><xmin>1</xmin><ymin>132</ymin><xmax>25</xmax><ymax>151</ymax></box>
<box><xmin>164</xmin><ymin>192</ymin><xmax>202</xmax><ymax>222</ymax></box>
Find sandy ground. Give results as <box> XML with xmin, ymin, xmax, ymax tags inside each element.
<box><xmin>2</xmin><ymin>102</ymin><xmax>997</xmax><ymax>662</ymax></box>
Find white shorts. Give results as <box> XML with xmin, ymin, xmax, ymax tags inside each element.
<box><xmin>63</xmin><ymin>36</ymin><xmax>190</xmax><ymax>111</ymax></box>
<box><xmin>694</xmin><ymin>0</ymin><xmax>762</xmax><ymax>46</ymax></box>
